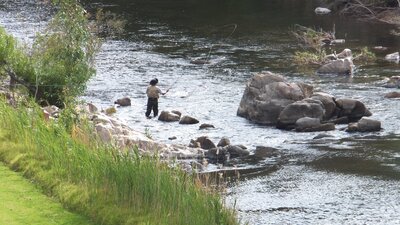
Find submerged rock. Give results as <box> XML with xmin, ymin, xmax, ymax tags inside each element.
<box><xmin>254</xmin><ymin>146</ymin><xmax>280</xmax><ymax>158</ymax></box>
<box><xmin>384</xmin><ymin>91</ymin><xmax>400</xmax><ymax>98</ymax></box>
<box><xmin>313</xmin><ymin>133</ymin><xmax>334</xmax><ymax>139</ymax></box>
<box><xmin>199</xmin><ymin>123</ymin><xmax>215</xmax><ymax>130</ymax></box>
<box><xmin>346</xmin><ymin>117</ymin><xmax>381</xmax><ymax>132</ymax></box>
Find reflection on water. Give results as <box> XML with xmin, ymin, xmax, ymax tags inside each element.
<box><xmin>226</xmin><ymin>165</ymin><xmax>400</xmax><ymax>225</ymax></box>
<box><xmin>2</xmin><ymin>0</ymin><xmax>400</xmax><ymax>224</ymax></box>
<box><xmin>309</xmin><ymin>136</ymin><xmax>400</xmax><ymax>179</ymax></box>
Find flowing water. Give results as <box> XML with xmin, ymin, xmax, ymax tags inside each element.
<box><xmin>1</xmin><ymin>0</ymin><xmax>400</xmax><ymax>224</ymax></box>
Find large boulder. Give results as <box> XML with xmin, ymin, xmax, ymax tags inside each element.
<box><xmin>237</xmin><ymin>71</ymin><xmax>313</xmax><ymax>125</ymax></box>
<box><xmin>317</xmin><ymin>57</ymin><xmax>354</xmax><ymax>75</ymax></box>
<box><xmin>277</xmin><ymin>98</ymin><xmax>325</xmax><ymax>129</ymax></box>
<box><xmin>310</xmin><ymin>92</ymin><xmax>337</xmax><ymax>120</ymax></box>
<box><xmin>335</xmin><ymin>98</ymin><xmax>372</xmax><ymax>121</ymax></box>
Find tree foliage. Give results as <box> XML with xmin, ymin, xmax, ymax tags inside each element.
<box><xmin>0</xmin><ymin>0</ymin><xmax>99</xmax><ymax>107</ymax></box>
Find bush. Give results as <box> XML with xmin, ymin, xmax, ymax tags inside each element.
<box><xmin>0</xmin><ymin>0</ymin><xmax>99</xmax><ymax>107</ymax></box>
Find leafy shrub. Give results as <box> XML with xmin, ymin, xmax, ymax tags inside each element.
<box><xmin>0</xmin><ymin>0</ymin><xmax>99</xmax><ymax>107</ymax></box>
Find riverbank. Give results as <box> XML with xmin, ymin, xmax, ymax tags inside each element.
<box><xmin>0</xmin><ymin>98</ymin><xmax>239</xmax><ymax>225</ymax></box>
<box><xmin>0</xmin><ymin>162</ymin><xmax>93</xmax><ymax>225</ymax></box>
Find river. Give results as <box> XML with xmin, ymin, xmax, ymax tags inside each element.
<box><xmin>1</xmin><ymin>0</ymin><xmax>400</xmax><ymax>224</ymax></box>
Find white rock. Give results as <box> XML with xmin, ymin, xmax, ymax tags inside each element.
<box><xmin>331</xmin><ymin>39</ymin><xmax>345</xmax><ymax>44</ymax></box>
<box><xmin>385</xmin><ymin>52</ymin><xmax>399</xmax><ymax>62</ymax></box>
<box><xmin>315</xmin><ymin>7</ymin><xmax>331</xmax><ymax>14</ymax></box>
<box><xmin>336</xmin><ymin>49</ymin><xmax>352</xmax><ymax>59</ymax></box>
<box><xmin>95</xmin><ymin>123</ymin><xmax>113</xmax><ymax>143</ymax></box>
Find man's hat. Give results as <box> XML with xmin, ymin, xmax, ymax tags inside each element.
<box><xmin>150</xmin><ymin>79</ymin><xmax>157</xmax><ymax>85</ymax></box>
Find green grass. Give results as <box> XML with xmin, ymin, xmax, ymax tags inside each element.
<box><xmin>0</xmin><ymin>162</ymin><xmax>93</xmax><ymax>225</ymax></box>
<box><xmin>0</xmin><ymin>99</ymin><xmax>238</xmax><ymax>225</ymax></box>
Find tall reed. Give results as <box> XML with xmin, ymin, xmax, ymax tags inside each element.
<box><xmin>0</xmin><ymin>99</ymin><xmax>238</xmax><ymax>225</ymax></box>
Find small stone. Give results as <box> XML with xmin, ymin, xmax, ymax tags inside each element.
<box><xmin>384</xmin><ymin>91</ymin><xmax>400</xmax><ymax>98</ymax></box>
<box><xmin>105</xmin><ymin>107</ymin><xmax>116</xmax><ymax>115</ymax></box>
<box><xmin>217</xmin><ymin>137</ymin><xmax>230</xmax><ymax>147</ymax></box>
<box><xmin>114</xmin><ymin>97</ymin><xmax>131</xmax><ymax>106</ymax></box>
<box><xmin>179</xmin><ymin>115</ymin><xmax>199</xmax><ymax>124</ymax></box>
<box><xmin>199</xmin><ymin>123</ymin><xmax>215</xmax><ymax>130</ymax></box>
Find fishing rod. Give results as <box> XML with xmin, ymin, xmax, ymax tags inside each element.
<box><xmin>165</xmin><ymin>24</ymin><xmax>238</xmax><ymax>93</ymax></box>
<box><xmin>205</xmin><ymin>23</ymin><xmax>237</xmax><ymax>62</ymax></box>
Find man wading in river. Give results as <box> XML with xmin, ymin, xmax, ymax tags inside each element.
<box><xmin>145</xmin><ymin>78</ymin><xmax>168</xmax><ymax>118</ymax></box>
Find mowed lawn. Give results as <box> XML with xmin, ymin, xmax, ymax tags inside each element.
<box><xmin>0</xmin><ymin>162</ymin><xmax>93</xmax><ymax>225</ymax></box>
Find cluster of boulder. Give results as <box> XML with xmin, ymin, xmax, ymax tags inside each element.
<box><xmin>189</xmin><ymin>136</ymin><xmax>249</xmax><ymax>162</ymax></box>
<box><xmin>237</xmin><ymin>71</ymin><xmax>381</xmax><ymax>132</ymax></box>
<box><xmin>41</xmin><ymin>101</ymin><xmax>255</xmax><ymax>166</ymax></box>
<box><xmin>158</xmin><ymin>110</ymin><xmax>199</xmax><ymax>124</ymax></box>
<box><xmin>42</xmin><ymin>103</ymin><xmax>205</xmax><ymax>160</ymax></box>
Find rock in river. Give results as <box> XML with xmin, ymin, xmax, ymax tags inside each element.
<box><xmin>237</xmin><ymin>71</ymin><xmax>313</xmax><ymax>125</ymax></box>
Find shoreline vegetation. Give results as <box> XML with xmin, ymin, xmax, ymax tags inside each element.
<box><xmin>0</xmin><ymin>99</ymin><xmax>238</xmax><ymax>225</ymax></box>
<box><xmin>0</xmin><ymin>0</ymin><xmax>239</xmax><ymax>224</ymax></box>
<box><xmin>292</xmin><ymin>0</ymin><xmax>400</xmax><ymax>67</ymax></box>
<box><xmin>291</xmin><ymin>24</ymin><xmax>376</xmax><ymax>66</ymax></box>
<box><xmin>323</xmin><ymin>0</ymin><xmax>400</xmax><ymax>24</ymax></box>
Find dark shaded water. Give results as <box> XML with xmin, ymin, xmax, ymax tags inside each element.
<box><xmin>1</xmin><ymin>0</ymin><xmax>400</xmax><ymax>224</ymax></box>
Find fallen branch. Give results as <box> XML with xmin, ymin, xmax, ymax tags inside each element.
<box><xmin>5</xmin><ymin>67</ymin><xmax>36</xmax><ymax>94</ymax></box>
